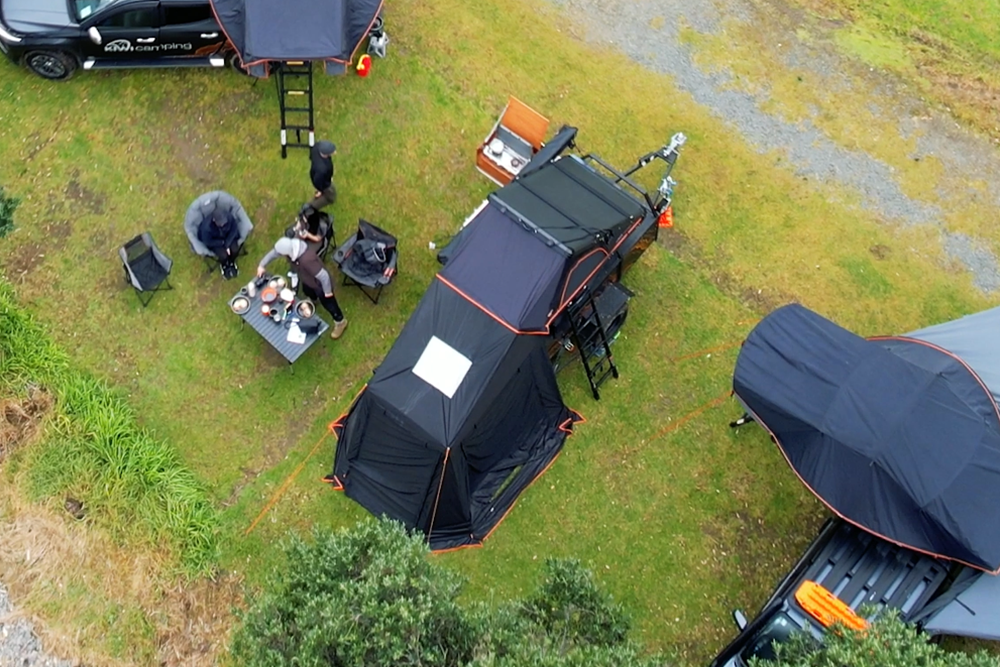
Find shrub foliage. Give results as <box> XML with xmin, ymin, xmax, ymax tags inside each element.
<box><xmin>751</xmin><ymin>609</ymin><xmax>1000</xmax><ymax>667</ymax></box>
<box><xmin>231</xmin><ymin>519</ymin><xmax>667</xmax><ymax>667</ymax></box>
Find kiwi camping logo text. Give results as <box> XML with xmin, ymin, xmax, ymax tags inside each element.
<box><xmin>104</xmin><ymin>39</ymin><xmax>192</xmax><ymax>52</ymax></box>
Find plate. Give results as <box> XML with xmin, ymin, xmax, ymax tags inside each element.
<box><xmin>230</xmin><ymin>296</ymin><xmax>250</xmax><ymax>314</ymax></box>
<box><xmin>280</xmin><ymin>288</ymin><xmax>296</xmax><ymax>303</ymax></box>
<box><xmin>260</xmin><ymin>287</ymin><xmax>279</xmax><ymax>303</ymax></box>
<box><xmin>295</xmin><ymin>300</ymin><xmax>315</xmax><ymax>318</ymax></box>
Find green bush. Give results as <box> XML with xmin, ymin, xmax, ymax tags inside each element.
<box><xmin>0</xmin><ymin>186</ymin><xmax>17</xmax><ymax>238</ymax></box>
<box><xmin>231</xmin><ymin>519</ymin><xmax>667</xmax><ymax>667</ymax></box>
<box><xmin>0</xmin><ymin>280</ymin><xmax>219</xmax><ymax>573</ymax></box>
<box><xmin>751</xmin><ymin>608</ymin><xmax>1000</xmax><ymax>667</ymax></box>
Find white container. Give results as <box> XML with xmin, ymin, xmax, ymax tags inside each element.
<box><xmin>246</xmin><ymin>280</ymin><xmax>257</xmax><ymax>298</ymax></box>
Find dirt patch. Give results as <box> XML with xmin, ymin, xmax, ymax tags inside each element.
<box><xmin>253</xmin><ymin>197</ymin><xmax>278</xmax><ymax>228</ymax></box>
<box><xmin>869</xmin><ymin>243</ymin><xmax>891</xmax><ymax>260</ymax></box>
<box><xmin>1</xmin><ymin>242</ymin><xmax>46</xmax><ymax>282</ymax></box>
<box><xmin>65</xmin><ymin>178</ymin><xmax>106</xmax><ymax>216</ymax></box>
<box><xmin>157</xmin><ymin>99</ymin><xmax>226</xmax><ymax>187</ymax></box>
<box><xmin>0</xmin><ymin>488</ymin><xmax>244</xmax><ymax>667</ymax></box>
<box><xmin>155</xmin><ymin>574</ymin><xmax>244</xmax><ymax>667</ymax></box>
<box><xmin>658</xmin><ymin>229</ymin><xmax>796</xmax><ymax>314</ymax></box>
<box><xmin>0</xmin><ymin>389</ymin><xmax>53</xmax><ymax>463</ymax></box>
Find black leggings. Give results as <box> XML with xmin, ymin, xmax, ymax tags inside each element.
<box><xmin>302</xmin><ymin>283</ymin><xmax>344</xmax><ymax>322</ymax></box>
<box><xmin>211</xmin><ymin>244</ymin><xmax>240</xmax><ymax>264</ymax></box>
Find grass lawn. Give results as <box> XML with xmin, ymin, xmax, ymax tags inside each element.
<box><xmin>0</xmin><ymin>0</ymin><xmax>995</xmax><ymax>664</ymax></box>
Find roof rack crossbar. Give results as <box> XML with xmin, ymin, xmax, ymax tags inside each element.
<box><xmin>487</xmin><ymin>195</ymin><xmax>572</xmax><ymax>256</ymax></box>
<box><xmin>580</xmin><ymin>154</ymin><xmax>655</xmax><ymax>210</ymax></box>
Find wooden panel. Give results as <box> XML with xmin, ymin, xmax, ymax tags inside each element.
<box><xmin>500</xmin><ymin>97</ymin><xmax>549</xmax><ymax>149</ymax></box>
<box><xmin>476</xmin><ymin>148</ymin><xmax>514</xmax><ymax>185</ymax></box>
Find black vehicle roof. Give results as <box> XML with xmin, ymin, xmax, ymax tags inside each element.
<box><xmin>491</xmin><ymin>156</ymin><xmax>646</xmax><ymax>257</ymax></box>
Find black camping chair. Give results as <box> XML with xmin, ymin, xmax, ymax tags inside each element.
<box><xmin>332</xmin><ymin>219</ymin><xmax>398</xmax><ymax>304</ymax></box>
<box><xmin>119</xmin><ymin>233</ymin><xmax>173</xmax><ymax>307</ymax></box>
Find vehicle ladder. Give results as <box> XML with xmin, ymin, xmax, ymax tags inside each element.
<box><xmin>275</xmin><ymin>61</ymin><xmax>315</xmax><ymax>158</ymax></box>
<box><xmin>566</xmin><ymin>287</ymin><xmax>623</xmax><ymax>400</ymax></box>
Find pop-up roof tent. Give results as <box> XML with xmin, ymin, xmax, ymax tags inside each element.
<box><xmin>732</xmin><ymin>304</ymin><xmax>1000</xmax><ymax>573</ymax></box>
<box><xmin>210</xmin><ymin>0</ymin><xmax>384</xmax><ymax>76</ymax></box>
<box><xmin>209</xmin><ymin>0</ymin><xmax>385</xmax><ymax>156</ymax></box>
<box><xmin>332</xmin><ymin>168</ymin><xmax>665</xmax><ymax>548</ymax></box>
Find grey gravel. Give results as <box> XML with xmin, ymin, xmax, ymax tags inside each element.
<box><xmin>545</xmin><ymin>0</ymin><xmax>1000</xmax><ymax>292</ymax></box>
<box><xmin>0</xmin><ymin>585</ymin><xmax>72</xmax><ymax>667</ymax></box>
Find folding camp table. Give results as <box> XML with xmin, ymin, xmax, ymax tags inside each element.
<box><xmin>231</xmin><ymin>287</ymin><xmax>329</xmax><ymax>364</ymax></box>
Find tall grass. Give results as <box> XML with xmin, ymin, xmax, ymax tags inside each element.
<box><xmin>0</xmin><ymin>280</ymin><xmax>218</xmax><ymax>573</ymax></box>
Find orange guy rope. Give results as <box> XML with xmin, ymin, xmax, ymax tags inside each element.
<box><xmin>646</xmin><ymin>390</ymin><xmax>732</xmax><ymax>446</ymax></box>
<box><xmin>245</xmin><ymin>431</ymin><xmax>330</xmax><ymax>536</ymax></box>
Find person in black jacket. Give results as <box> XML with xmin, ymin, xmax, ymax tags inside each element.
<box><xmin>309</xmin><ymin>140</ymin><xmax>337</xmax><ymax>210</ymax></box>
<box><xmin>197</xmin><ymin>207</ymin><xmax>241</xmax><ymax>279</ymax></box>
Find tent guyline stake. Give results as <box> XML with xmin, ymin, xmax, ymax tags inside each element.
<box><xmin>245</xmin><ymin>431</ymin><xmax>329</xmax><ymax>536</ymax></box>
<box><xmin>276</xmin><ymin>61</ymin><xmax>316</xmax><ymax>159</ymax></box>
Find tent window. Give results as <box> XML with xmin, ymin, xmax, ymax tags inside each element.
<box><xmin>412</xmin><ymin>336</ymin><xmax>473</xmax><ymax>399</ymax></box>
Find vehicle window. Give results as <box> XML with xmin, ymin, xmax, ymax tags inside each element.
<box><xmin>740</xmin><ymin>612</ymin><xmax>799</xmax><ymax>662</ymax></box>
<box><xmin>99</xmin><ymin>8</ymin><xmax>159</xmax><ymax>28</ymax></box>
<box><xmin>162</xmin><ymin>5</ymin><xmax>213</xmax><ymax>26</ymax></box>
<box><xmin>75</xmin><ymin>0</ymin><xmax>124</xmax><ymax>21</ymax></box>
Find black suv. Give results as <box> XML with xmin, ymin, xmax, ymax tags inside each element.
<box><xmin>0</xmin><ymin>0</ymin><xmax>231</xmax><ymax>80</ymax></box>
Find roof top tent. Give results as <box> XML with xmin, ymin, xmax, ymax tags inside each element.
<box><xmin>732</xmin><ymin>303</ymin><xmax>1000</xmax><ymax>573</ymax></box>
<box><xmin>441</xmin><ymin>127</ymin><xmax>687</xmax><ymax>398</ymax></box>
<box><xmin>209</xmin><ymin>0</ymin><xmax>387</xmax><ymax>156</ymax></box>
<box><xmin>331</xmin><ymin>129</ymin><xmax>685</xmax><ymax>548</ymax></box>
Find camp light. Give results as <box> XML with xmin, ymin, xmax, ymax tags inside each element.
<box><xmin>356</xmin><ymin>54</ymin><xmax>372</xmax><ymax>77</ymax></box>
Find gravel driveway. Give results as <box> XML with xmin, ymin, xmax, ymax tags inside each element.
<box><xmin>0</xmin><ymin>585</ymin><xmax>71</xmax><ymax>667</ymax></box>
<box><xmin>546</xmin><ymin>0</ymin><xmax>1000</xmax><ymax>292</ymax></box>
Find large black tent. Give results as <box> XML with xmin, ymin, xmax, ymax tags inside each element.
<box><xmin>332</xmin><ymin>200</ymin><xmax>587</xmax><ymax>550</ymax></box>
<box><xmin>209</xmin><ymin>0</ymin><xmax>383</xmax><ymax>75</ymax></box>
<box><xmin>733</xmin><ymin>304</ymin><xmax>1000</xmax><ymax>573</ymax></box>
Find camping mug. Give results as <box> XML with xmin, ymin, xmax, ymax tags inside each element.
<box><xmin>269</xmin><ymin>307</ymin><xmax>280</xmax><ymax>322</ymax></box>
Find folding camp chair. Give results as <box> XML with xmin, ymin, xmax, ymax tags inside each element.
<box><xmin>331</xmin><ymin>219</ymin><xmax>398</xmax><ymax>304</ymax></box>
<box><xmin>183</xmin><ymin>191</ymin><xmax>254</xmax><ymax>276</ymax></box>
<box><xmin>119</xmin><ymin>233</ymin><xmax>173</xmax><ymax>307</ymax></box>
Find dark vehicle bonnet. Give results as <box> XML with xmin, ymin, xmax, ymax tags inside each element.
<box><xmin>1</xmin><ymin>0</ymin><xmax>76</xmax><ymax>32</ymax></box>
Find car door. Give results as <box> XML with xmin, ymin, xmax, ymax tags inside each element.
<box><xmin>158</xmin><ymin>1</ymin><xmax>225</xmax><ymax>59</ymax></box>
<box><xmin>82</xmin><ymin>2</ymin><xmax>160</xmax><ymax>62</ymax></box>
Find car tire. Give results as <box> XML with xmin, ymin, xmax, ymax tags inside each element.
<box><xmin>228</xmin><ymin>52</ymin><xmax>252</xmax><ymax>77</ymax></box>
<box><xmin>23</xmin><ymin>51</ymin><xmax>77</xmax><ymax>81</ymax></box>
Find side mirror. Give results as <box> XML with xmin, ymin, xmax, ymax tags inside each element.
<box><xmin>88</xmin><ymin>27</ymin><xmax>102</xmax><ymax>45</ymax></box>
<box><xmin>733</xmin><ymin>609</ymin><xmax>748</xmax><ymax>631</ymax></box>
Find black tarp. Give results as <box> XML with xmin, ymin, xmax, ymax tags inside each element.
<box><xmin>733</xmin><ymin>304</ymin><xmax>1000</xmax><ymax>573</ymax></box>
<box><xmin>210</xmin><ymin>0</ymin><xmax>382</xmax><ymax>75</ymax></box>
<box><xmin>333</xmin><ymin>279</ymin><xmax>576</xmax><ymax>550</ymax></box>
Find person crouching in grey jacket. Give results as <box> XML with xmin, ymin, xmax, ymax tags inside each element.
<box><xmin>257</xmin><ymin>237</ymin><xmax>348</xmax><ymax>339</ymax></box>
